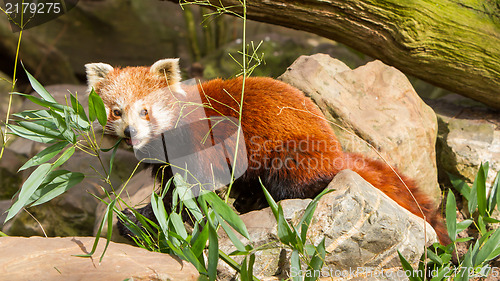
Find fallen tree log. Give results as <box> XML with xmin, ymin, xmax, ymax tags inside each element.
<box><xmin>164</xmin><ymin>0</ymin><xmax>500</xmax><ymax>108</ymax></box>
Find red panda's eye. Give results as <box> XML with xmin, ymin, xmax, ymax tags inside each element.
<box><xmin>140</xmin><ymin>109</ymin><xmax>148</xmax><ymax>117</ymax></box>
<box><xmin>113</xmin><ymin>109</ymin><xmax>122</xmax><ymax>117</ymax></box>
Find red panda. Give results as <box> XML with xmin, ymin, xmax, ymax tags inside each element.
<box><xmin>85</xmin><ymin>58</ymin><xmax>450</xmax><ymax>245</ymax></box>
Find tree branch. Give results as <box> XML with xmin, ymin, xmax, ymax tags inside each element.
<box><xmin>165</xmin><ymin>0</ymin><xmax>500</xmax><ymax>108</ymax></box>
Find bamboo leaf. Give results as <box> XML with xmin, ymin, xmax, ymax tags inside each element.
<box><xmin>299</xmin><ymin>188</ymin><xmax>332</xmax><ymax>242</ymax></box>
<box><xmin>474</xmin><ymin>228</ymin><xmax>500</xmax><ymax>265</ymax></box>
<box><xmin>20</xmin><ymin>93</ymin><xmax>67</xmax><ymax>113</ymax></box>
<box><xmin>190</xmin><ymin>221</ymin><xmax>209</xmax><ymax>257</ymax></box>
<box><xmin>88</xmin><ymin>89</ymin><xmax>107</xmax><ymax>127</ymax></box>
<box><xmin>457</xmin><ymin>245</ymin><xmax>473</xmax><ymax>281</ymax></box>
<box><xmin>181</xmin><ymin>246</ymin><xmax>208</xmax><ymax>274</ymax></box>
<box><xmin>49</xmin><ymin>110</ymin><xmax>76</xmax><ymax>143</ymax></box>
<box><xmin>472</xmin><ymin>230</ymin><xmax>492</xmax><ymax>259</ymax></box>
<box><xmin>7</xmin><ymin>124</ymin><xmax>55</xmax><ymax>143</ymax></box>
<box><xmin>247</xmin><ymin>254</ymin><xmax>255</xmax><ymax>281</ymax></box>
<box><xmin>448</xmin><ymin>172</ymin><xmax>470</xmax><ymax>200</ymax></box>
<box><xmin>70</xmin><ymin>93</ymin><xmax>90</xmax><ymax>124</ymax></box>
<box><xmin>426</xmin><ymin>248</ymin><xmax>443</xmax><ymax>265</ymax></box>
<box><xmin>446</xmin><ymin>190</ymin><xmax>457</xmax><ymax>242</ymax></box>
<box><xmin>475</xmin><ymin>163</ymin><xmax>487</xmax><ymax>216</ymax></box>
<box><xmin>456</xmin><ymin>219</ymin><xmax>474</xmax><ymax>234</ymax></box>
<box><xmin>240</xmin><ymin>256</ymin><xmax>249</xmax><ymax>281</ymax></box>
<box><xmin>100</xmin><ymin>199</ymin><xmax>116</xmax><ymax>263</ymax></box>
<box><xmin>12</xmin><ymin>109</ymin><xmax>51</xmax><ymax>120</ymax></box>
<box><xmin>23</xmin><ymin>66</ymin><xmax>56</xmax><ymax>103</ymax></box>
<box><xmin>488</xmin><ymin>171</ymin><xmax>500</xmax><ymax>213</ymax></box>
<box><xmin>478</xmin><ymin>215</ymin><xmax>487</xmax><ymax>235</ymax></box>
<box><xmin>31</xmin><ymin>171</ymin><xmax>84</xmax><ymax>206</ymax></box>
<box><xmin>276</xmin><ymin>204</ymin><xmax>294</xmax><ymax>246</ymax></box>
<box><xmin>207</xmin><ymin>223</ymin><xmax>219</xmax><ymax>281</ymax></box>
<box><xmin>260</xmin><ymin>178</ymin><xmax>279</xmax><ymax>219</ymax></box>
<box><xmin>483</xmin><ymin>217</ymin><xmax>500</xmax><ymax>223</ymax></box>
<box><xmin>398</xmin><ymin>251</ymin><xmax>422</xmax><ymax>281</ymax></box>
<box><xmin>75</xmin><ymin>200</ymin><xmax>116</xmax><ymax>259</ymax></box>
<box><xmin>219</xmin><ymin>219</ymin><xmax>246</xmax><ymax>252</ymax></box>
<box><xmin>5</xmin><ymin>163</ymin><xmax>52</xmax><ymax>222</ymax></box>
<box><xmin>14</xmin><ymin>120</ymin><xmax>64</xmax><ymax>140</ymax></box>
<box><xmin>305</xmin><ymin>238</ymin><xmax>326</xmax><ymax>281</ymax></box>
<box><xmin>107</xmin><ymin>140</ymin><xmax>120</xmax><ymax>178</ymax></box>
<box><xmin>52</xmin><ymin>146</ymin><xmax>76</xmax><ymax>169</ymax></box>
<box><xmin>151</xmin><ymin>191</ymin><xmax>169</xmax><ymax>234</ymax></box>
<box><xmin>203</xmin><ymin>191</ymin><xmax>250</xmax><ymax>239</ymax></box>
<box><xmin>290</xmin><ymin>250</ymin><xmax>302</xmax><ymax>281</ymax></box>
<box><xmin>429</xmin><ymin>267</ymin><xmax>450</xmax><ymax>281</ymax></box>
<box><xmin>169</xmin><ymin>212</ymin><xmax>188</xmax><ymax>240</ymax></box>
<box><xmin>19</xmin><ymin>141</ymin><xmax>68</xmax><ymax>171</ymax></box>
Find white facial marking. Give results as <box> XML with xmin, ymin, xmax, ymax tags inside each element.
<box><xmin>152</xmin><ymin>103</ymin><xmax>176</xmax><ymax>133</ymax></box>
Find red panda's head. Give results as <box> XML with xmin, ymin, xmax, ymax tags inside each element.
<box><xmin>85</xmin><ymin>58</ymin><xmax>185</xmax><ymax>149</ymax></box>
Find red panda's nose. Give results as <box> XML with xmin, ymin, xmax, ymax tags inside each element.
<box><xmin>124</xmin><ymin>126</ymin><xmax>137</xmax><ymax>138</ymax></box>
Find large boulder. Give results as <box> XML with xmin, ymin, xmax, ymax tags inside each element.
<box><xmin>0</xmin><ymin>236</ymin><xmax>199</xmax><ymax>281</ymax></box>
<box><xmin>429</xmin><ymin>95</ymin><xmax>500</xmax><ymax>187</ymax></box>
<box><xmin>217</xmin><ymin>170</ymin><xmax>436</xmax><ymax>280</ymax></box>
<box><xmin>279</xmin><ymin>54</ymin><xmax>441</xmax><ymax>203</ymax></box>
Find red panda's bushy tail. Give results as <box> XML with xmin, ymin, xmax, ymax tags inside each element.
<box><xmin>343</xmin><ymin>152</ymin><xmax>450</xmax><ymax>246</ymax></box>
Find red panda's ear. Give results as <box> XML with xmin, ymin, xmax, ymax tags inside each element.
<box><xmin>85</xmin><ymin>63</ymin><xmax>113</xmax><ymax>92</ymax></box>
<box><xmin>150</xmin><ymin>58</ymin><xmax>181</xmax><ymax>85</ymax></box>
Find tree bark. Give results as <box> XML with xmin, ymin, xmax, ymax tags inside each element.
<box><xmin>164</xmin><ymin>0</ymin><xmax>500</xmax><ymax>108</ymax></box>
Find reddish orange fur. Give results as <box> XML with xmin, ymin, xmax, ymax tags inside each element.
<box><xmin>192</xmin><ymin>77</ymin><xmax>449</xmax><ymax>245</ymax></box>
<box><xmin>95</xmin><ymin>66</ymin><xmax>449</xmax><ymax>245</ymax></box>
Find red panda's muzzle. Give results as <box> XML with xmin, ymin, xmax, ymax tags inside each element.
<box><xmin>123</xmin><ymin>126</ymin><xmax>141</xmax><ymax>147</ymax></box>
<box><xmin>124</xmin><ymin>137</ymin><xmax>141</xmax><ymax>147</ymax></box>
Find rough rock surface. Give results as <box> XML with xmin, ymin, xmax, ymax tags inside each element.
<box><xmin>0</xmin><ymin>236</ymin><xmax>199</xmax><ymax>281</ymax></box>
<box><xmin>218</xmin><ymin>170</ymin><xmax>436</xmax><ymax>280</ymax></box>
<box><xmin>279</xmin><ymin>54</ymin><xmax>441</xmax><ymax>203</ymax></box>
<box><xmin>428</xmin><ymin>95</ymin><xmax>500</xmax><ymax>186</ymax></box>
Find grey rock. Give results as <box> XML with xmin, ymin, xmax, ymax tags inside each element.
<box><xmin>311</xmin><ymin>170</ymin><xmax>436</xmax><ymax>271</ymax></box>
<box><xmin>279</xmin><ymin>54</ymin><xmax>441</xmax><ymax>203</ymax></box>
<box><xmin>217</xmin><ymin>170</ymin><xmax>436</xmax><ymax>280</ymax></box>
<box><xmin>0</xmin><ymin>236</ymin><xmax>199</xmax><ymax>281</ymax></box>
<box><xmin>430</xmin><ymin>96</ymin><xmax>500</xmax><ymax>186</ymax></box>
